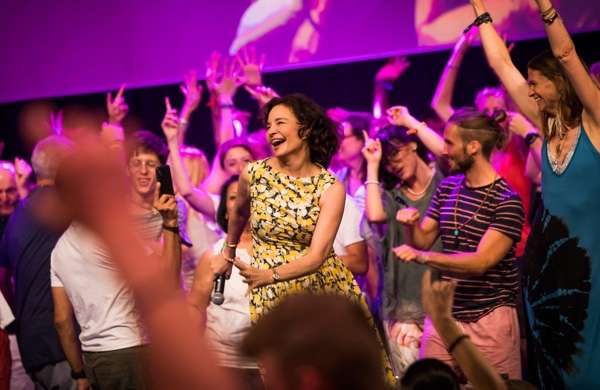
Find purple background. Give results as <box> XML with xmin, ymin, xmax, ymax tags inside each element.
<box><xmin>1</xmin><ymin>0</ymin><xmax>599</xmax><ymax>104</ymax></box>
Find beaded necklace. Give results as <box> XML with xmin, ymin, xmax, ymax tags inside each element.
<box><xmin>452</xmin><ymin>175</ymin><xmax>497</xmax><ymax>248</ymax></box>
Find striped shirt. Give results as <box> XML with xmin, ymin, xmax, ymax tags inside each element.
<box><xmin>426</xmin><ymin>175</ymin><xmax>524</xmax><ymax>322</ymax></box>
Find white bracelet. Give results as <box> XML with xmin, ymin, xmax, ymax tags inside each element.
<box><xmin>364</xmin><ymin>180</ymin><xmax>380</xmax><ymax>185</ymax></box>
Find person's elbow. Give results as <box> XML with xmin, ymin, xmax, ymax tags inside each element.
<box><xmin>470</xmin><ymin>255</ymin><xmax>500</xmax><ymax>276</ymax></box>
<box><xmin>53</xmin><ymin>312</ymin><xmax>73</xmax><ymax>333</ymax></box>
<box><xmin>347</xmin><ymin>257</ymin><xmax>368</xmax><ymax>275</ymax></box>
<box><xmin>365</xmin><ymin>209</ymin><xmax>386</xmax><ymax>224</ymax></box>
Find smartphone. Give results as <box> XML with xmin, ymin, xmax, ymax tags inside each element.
<box><xmin>156</xmin><ymin>164</ymin><xmax>175</xmax><ymax>196</ymax></box>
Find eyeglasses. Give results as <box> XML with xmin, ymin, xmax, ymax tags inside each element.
<box><xmin>129</xmin><ymin>159</ymin><xmax>159</xmax><ymax>170</ymax></box>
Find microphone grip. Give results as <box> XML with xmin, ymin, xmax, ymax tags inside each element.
<box><xmin>211</xmin><ymin>274</ymin><xmax>226</xmax><ymax>305</ymax></box>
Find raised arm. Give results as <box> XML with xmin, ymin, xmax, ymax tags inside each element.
<box><xmin>106</xmin><ymin>84</ymin><xmax>128</xmax><ymax>126</ymax></box>
<box><xmin>372</xmin><ymin>57</ymin><xmax>411</xmax><ymax>119</ymax></box>
<box><xmin>162</xmin><ymin>98</ymin><xmax>217</xmax><ymax>220</ymax></box>
<box><xmin>431</xmin><ymin>29</ymin><xmax>477</xmax><ymax>122</ymax></box>
<box><xmin>206</xmin><ymin>53</ymin><xmax>242</xmax><ymax>147</ymax></box>
<box><xmin>153</xmin><ymin>189</ymin><xmax>182</xmax><ymax>286</ymax></box>
<box><xmin>362</xmin><ymin>131</ymin><xmax>387</xmax><ymax>223</ymax></box>
<box><xmin>387</xmin><ymin>106</ymin><xmax>445</xmax><ymax>157</ymax></box>
<box><xmin>535</xmin><ymin>0</ymin><xmax>600</xmax><ymax>128</ymax></box>
<box><xmin>421</xmin><ymin>270</ymin><xmax>507</xmax><ymax>390</ymax></box>
<box><xmin>471</xmin><ymin>0</ymin><xmax>542</xmax><ymax>129</ymax></box>
<box><xmin>178</xmin><ymin>70</ymin><xmax>203</xmax><ymax>145</ymax></box>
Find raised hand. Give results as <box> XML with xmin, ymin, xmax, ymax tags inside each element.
<box><xmin>387</xmin><ymin>105</ymin><xmax>419</xmax><ymax>129</ymax></box>
<box><xmin>395</xmin><ymin>207</ymin><xmax>420</xmax><ymax>225</ymax></box>
<box><xmin>361</xmin><ymin>130</ymin><xmax>382</xmax><ymax>165</ymax></box>
<box><xmin>106</xmin><ymin>84</ymin><xmax>128</xmax><ymax>124</ymax></box>
<box><xmin>507</xmin><ymin>112</ymin><xmax>537</xmax><ymax>137</ymax></box>
<box><xmin>49</xmin><ymin>110</ymin><xmax>64</xmax><ymax>135</ymax></box>
<box><xmin>153</xmin><ymin>184</ymin><xmax>178</xmax><ymax>227</ymax></box>
<box><xmin>15</xmin><ymin>157</ymin><xmax>33</xmax><ymax>190</ymax></box>
<box><xmin>205</xmin><ymin>51</ymin><xmax>222</xmax><ymax>93</ymax></box>
<box><xmin>235</xmin><ymin>46</ymin><xmax>265</xmax><ymax>87</ymax></box>
<box><xmin>180</xmin><ymin>70</ymin><xmax>203</xmax><ymax>113</ymax></box>
<box><xmin>205</xmin><ymin>52</ymin><xmax>242</xmax><ymax>102</ymax></box>
<box><xmin>421</xmin><ymin>269</ymin><xmax>456</xmax><ymax>323</ymax></box>
<box><xmin>244</xmin><ymin>84</ymin><xmax>279</xmax><ymax>107</ymax></box>
<box><xmin>161</xmin><ymin>97</ymin><xmax>180</xmax><ymax>143</ymax></box>
<box><xmin>375</xmin><ymin>57</ymin><xmax>411</xmax><ymax>83</ymax></box>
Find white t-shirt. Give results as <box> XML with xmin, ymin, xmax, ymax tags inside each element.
<box><xmin>50</xmin><ymin>223</ymin><xmax>145</xmax><ymax>352</ymax></box>
<box><xmin>205</xmin><ymin>239</ymin><xmax>257</xmax><ymax>369</ymax></box>
<box><xmin>333</xmin><ymin>196</ymin><xmax>365</xmax><ymax>256</ymax></box>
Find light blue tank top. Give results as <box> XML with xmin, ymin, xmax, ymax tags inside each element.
<box><xmin>530</xmin><ymin>123</ymin><xmax>600</xmax><ymax>388</ymax></box>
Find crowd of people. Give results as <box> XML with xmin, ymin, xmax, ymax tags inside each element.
<box><xmin>1</xmin><ymin>0</ymin><xmax>599</xmax><ymax>389</ymax></box>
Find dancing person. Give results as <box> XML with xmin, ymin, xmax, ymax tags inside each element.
<box><xmin>215</xmin><ymin>93</ymin><xmax>396</xmax><ymax>384</ymax></box>
<box><xmin>472</xmin><ymin>0</ymin><xmax>600</xmax><ymax>387</ymax></box>
<box><xmin>394</xmin><ymin>108</ymin><xmax>524</xmax><ymax>379</ymax></box>
<box><xmin>363</xmin><ymin>112</ymin><xmax>444</xmax><ymax>376</ymax></box>
<box><xmin>431</xmin><ymin>30</ymin><xmax>535</xmax><ymax>255</ymax></box>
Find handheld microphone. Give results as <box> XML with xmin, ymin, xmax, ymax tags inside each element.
<box><xmin>211</xmin><ymin>274</ymin><xmax>226</xmax><ymax>305</ymax></box>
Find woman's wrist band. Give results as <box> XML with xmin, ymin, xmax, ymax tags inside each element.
<box><xmin>541</xmin><ymin>7</ymin><xmax>559</xmax><ymax>25</ymax></box>
<box><xmin>364</xmin><ymin>180</ymin><xmax>380</xmax><ymax>186</ymax></box>
<box><xmin>447</xmin><ymin>334</ymin><xmax>470</xmax><ymax>354</ymax></box>
<box><xmin>464</xmin><ymin>12</ymin><xmax>493</xmax><ymax>33</ymax></box>
<box><xmin>220</xmin><ymin>247</ymin><xmax>236</xmax><ymax>264</ymax></box>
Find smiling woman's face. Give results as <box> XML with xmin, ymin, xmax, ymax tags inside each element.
<box><xmin>266</xmin><ymin>104</ymin><xmax>307</xmax><ymax>159</ymax></box>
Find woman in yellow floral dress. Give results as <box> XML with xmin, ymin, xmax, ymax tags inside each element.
<box><xmin>217</xmin><ymin>94</ymin><xmax>396</xmax><ymax>385</ymax></box>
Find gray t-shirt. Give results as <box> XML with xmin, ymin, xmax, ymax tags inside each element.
<box><xmin>380</xmin><ymin>171</ymin><xmax>444</xmax><ymax>322</ymax></box>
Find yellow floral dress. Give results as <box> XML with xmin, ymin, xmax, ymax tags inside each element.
<box><xmin>247</xmin><ymin>159</ymin><xmax>397</xmax><ymax>384</ymax></box>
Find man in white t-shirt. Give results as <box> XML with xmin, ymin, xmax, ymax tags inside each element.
<box><xmin>333</xmin><ymin>196</ymin><xmax>368</xmax><ymax>276</ymax></box>
<box><xmin>51</xmin><ymin>130</ymin><xmax>182</xmax><ymax>389</ymax></box>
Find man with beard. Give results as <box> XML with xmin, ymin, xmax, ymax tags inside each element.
<box><xmin>393</xmin><ymin>107</ymin><xmax>525</xmax><ymax>381</ymax></box>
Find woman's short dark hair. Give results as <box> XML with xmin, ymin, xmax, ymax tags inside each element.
<box><xmin>448</xmin><ymin>107</ymin><xmax>507</xmax><ymax>159</ymax></box>
<box><xmin>126</xmin><ymin>130</ymin><xmax>169</xmax><ymax>164</ymax></box>
<box><xmin>527</xmin><ymin>50</ymin><xmax>583</xmax><ymax>138</ymax></box>
<box><xmin>401</xmin><ymin>358</ymin><xmax>460</xmax><ymax>390</ymax></box>
<box><xmin>376</xmin><ymin>124</ymin><xmax>430</xmax><ymax>190</ymax></box>
<box><xmin>216</xmin><ymin>175</ymin><xmax>240</xmax><ymax>232</ymax></box>
<box><xmin>263</xmin><ymin>94</ymin><xmax>339</xmax><ymax>168</ymax></box>
<box><xmin>218</xmin><ymin>138</ymin><xmax>256</xmax><ymax>170</ymax></box>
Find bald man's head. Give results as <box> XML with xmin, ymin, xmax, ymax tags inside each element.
<box><xmin>0</xmin><ymin>164</ymin><xmax>18</xmax><ymax>217</ymax></box>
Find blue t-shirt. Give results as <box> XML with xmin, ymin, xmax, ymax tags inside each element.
<box><xmin>0</xmin><ymin>187</ymin><xmax>67</xmax><ymax>372</ymax></box>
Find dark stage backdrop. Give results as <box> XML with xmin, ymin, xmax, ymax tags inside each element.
<box><xmin>1</xmin><ymin>0</ymin><xmax>600</xmax><ymax>103</ymax></box>
<box><xmin>1</xmin><ymin>31</ymin><xmax>599</xmax><ymax>162</ymax></box>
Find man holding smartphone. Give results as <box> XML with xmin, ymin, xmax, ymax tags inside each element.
<box><xmin>50</xmin><ymin>130</ymin><xmax>185</xmax><ymax>389</ymax></box>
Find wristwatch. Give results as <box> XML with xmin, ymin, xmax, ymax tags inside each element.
<box><xmin>272</xmin><ymin>268</ymin><xmax>281</xmax><ymax>282</ymax></box>
<box><xmin>71</xmin><ymin>370</ymin><xmax>86</xmax><ymax>380</ymax></box>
